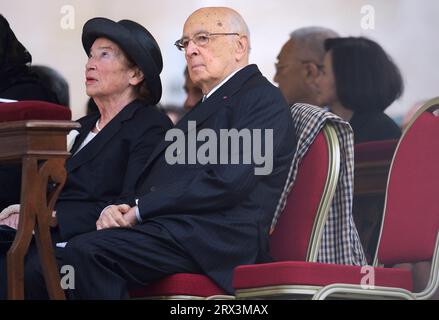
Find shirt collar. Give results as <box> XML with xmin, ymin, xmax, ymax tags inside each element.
<box><xmin>203</xmin><ymin>66</ymin><xmax>245</xmax><ymax>101</ymax></box>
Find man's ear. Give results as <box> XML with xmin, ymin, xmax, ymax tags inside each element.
<box><xmin>129</xmin><ymin>67</ymin><xmax>144</xmax><ymax>86</ymax></box>
<box><xmin>303</xmin><ymin>62</ymin><xmax>320</xmax><ymax>84</ymax></box>
<box><xmin>235</xmin><ymin>35</ymin><xmax>249</xmax><ymax>61</ymax></box>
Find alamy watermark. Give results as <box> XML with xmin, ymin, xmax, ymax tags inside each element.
<box><xmin>60</xmin><ymin>264</ymin><xmax>75</xmax><ymax>290</ymax></box>
<box><xmin>165</xmin><ymin>121</ymin><xmax>274</xmax><ymax>175</ymax></box>
<box><xmin>361</xmin><ymin>5</ymin><xmax>375</xmax><ymax>30</ymax></box>
<box><xmin>60</xmin><ymin>5</ymin><xmax>75</xmax><ymax>30</ymax></box>
<box><xmin>360</xmin><ymin>266</ymin><xmax>375</xmax><ymax>289</ymax></box>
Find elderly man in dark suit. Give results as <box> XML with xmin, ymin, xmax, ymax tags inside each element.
<box><xmin>27</xmin><ymin>7</ymin><xmax>296</xmax><ymax>299</ymax></box>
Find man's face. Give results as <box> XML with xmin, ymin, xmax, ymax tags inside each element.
<box><xmin>274</xmin><ymin>39</ymin><xmax>314</xmax><ymax>105</ymax></box>
<box><xmin>182</xmin><ymin>9</ymin><xmax>240</xmax><ymax>94</ymax></box>
<box><xmin>315</xmin><ymin>51</ymin><xmax>338</xmax><ymax>107</ymax></box>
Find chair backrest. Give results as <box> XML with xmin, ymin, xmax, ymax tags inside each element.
<box><xmin>375</xmin><ymin>97</ymin><xmax>439</xmax><ymax>266</ymax></box>
<box><xmin>0</xmin><ymin>100</ymin><xmax>71</xmax><ymax>122</ymax></box>
<box><xmin>353</xmin><ymin>139</ymin><xmax>399</xmax><ymax>262</ymax></box>
<box><xmin>270</xmin><ymin>123</ymin><xmax>340</xmax><ymax>262</ymax></box>
<box><xmin>355</xmin><ymin>139</ymin><xmax>398</xmax><ymax>163</ymax></box>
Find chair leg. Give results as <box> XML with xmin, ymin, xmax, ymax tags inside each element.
<box><xmin>312</xmin><ymin>283</ymin><xmax>415</xmax><ymax>300</ymax></box>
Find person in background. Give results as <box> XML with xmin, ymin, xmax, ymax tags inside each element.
<box><xmin>159</xmin><ymin>104</ymin><xmax>186</xmax><ymax>124</ymax></box>
<box><xmin>315</xmin><ymin>37</ymin><xmax>406</xmax><ymax>281</ymax></box>
<box><xmin>274</xmin><ymin>26</ymin><xmax>339</xmax><ymax>107</ymax></box>
<box><xmin>0</xmin><ymin>15</ymin><xmax>65</xmax><ymax>213</ymax></box>
<box><xmin>0</xmin><ymin>15</ymin><xmax>55</xmax><ymax>102</ymax></box>
<box><xmin>183</xmin><ymin>66</ymin><xmax>203</xmax><ymax>110</ymax></box>
<box><xmin>159</xmin><ymin>66</ymin><xmax>204</xmax><ymax>124</ymax></box>
<box><xmin>30</xmin><ymin>65</ymin><xmax>70</xmax><ymax>107</ymax></box>
<box><xmin>315</xmin><ymin>36</ymin><xmax>403</xmax><ymax>144</ymax></box>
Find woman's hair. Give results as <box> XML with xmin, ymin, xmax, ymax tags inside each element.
<box><xmin>123</xmin><ymin>54</ymin><xmax>151</xmax><ymax>103</ymax></box>
<box><xmin>325</xmin><ymin>37</ymin><xmax>403</xmax><ymax>112</ymax></box>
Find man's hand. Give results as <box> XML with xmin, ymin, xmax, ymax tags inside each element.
<box><xmin>97</xmin><ymin>204</ymin><xmax>132</xmax><ymax>230</ymax></box>
<box><xmin>122</xmin><ymin>206</ymin><xmax>139</xmax><ymax>227</ymax></box>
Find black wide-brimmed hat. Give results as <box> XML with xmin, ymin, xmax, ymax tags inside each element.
<box><xmin>82</xmin><ymin>17</ymin><xmax>163</xmax><ymax>105</ymax></box>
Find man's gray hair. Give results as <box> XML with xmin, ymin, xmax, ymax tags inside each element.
<box><xmin>229</xmin><ymin>10</ymin><xmax>251</xmax><ymax>51</ymax></box>
<box><xmin>289</xmin><ymin>27</ymin><xmax>339</xmax><ymax>62</ymax></box>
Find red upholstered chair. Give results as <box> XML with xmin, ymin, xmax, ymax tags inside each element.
<box><xmin>0</xmin><ymin>100</ymin><xmax>71</xmax><ymax>122</ymax></box>
<box><xmin>128</xmin><ymin>117</ymin><xmax>341</xmax><ymax>300</ymax></box>
<box><xmin>234</xmin><ymin>97</ymin><xmax>439</xmax><ymax>300</ymax></box>
<box><xmin>129</xmin><ymin>273</ymin><xmax>227</xmax><ymax>300</ymax></box>
<box><xmin>269</xmin><ymin>124</ymin><xmax>340</xmax><ymax>263</ymax></box>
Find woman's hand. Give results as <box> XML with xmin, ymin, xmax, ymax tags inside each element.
<box><xmin>0</xmin><ymin>204</ymin><xmax>20</xmax><ymax>229</ymax></box>
<box><xmin>0</xmin><ymin>212</ymin><xmax>20</xmax><ymax>229</ymax></box>
<box><xmin>0</xmin><ymin>204</ymin><xmax>20</xmax><ymax>221</ymax></box>
<box><xmin>0</xmin><ymin>205</ymin><xmax>56</xmax><ymax>230</ymax></box>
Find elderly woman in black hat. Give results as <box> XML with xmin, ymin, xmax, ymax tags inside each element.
<box><xmin>0</xmin><ymin>17</ymin><xmax>172</xmax><ymax>298</ymax></box>
<box><xmin>52</xmin><ymin>17</ymin><xmax>173</xmax><ymax>241</ymax></box>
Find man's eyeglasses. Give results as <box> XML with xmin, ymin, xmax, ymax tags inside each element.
<box><xmin>174</xmin><ymin>32</ymin><xmax>240</xmax><ymax>51</ymax></box>
<box><xmin>301</xmin><ymin>60</ymin><xmax>324</xmax><ymax>72</ymax></box>
<box><xmin>275</xmin><ymin>60</ymin><xmax>324</xmax><ymax>73</ymax></box>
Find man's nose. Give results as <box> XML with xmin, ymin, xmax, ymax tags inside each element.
<box><xmin>185</xmin><ymin>40</ymin><xmax>199</xmax><ymax>58</ymax></box>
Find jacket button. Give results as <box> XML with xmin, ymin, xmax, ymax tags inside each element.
<box><xmin>150</xmin><ymin>186</ymin><xmax>156</xmax><ymax>192</ymax></box>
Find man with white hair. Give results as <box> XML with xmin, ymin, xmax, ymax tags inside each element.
<box><xmin>274</xmin><ymin>26</ymin><xmax>339</xmax><ymax>106</ymax></box>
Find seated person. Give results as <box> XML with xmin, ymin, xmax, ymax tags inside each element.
<box><xmin>274</xmin><ymin>26</ymin><xmax>339</xmax><ymax>107</ymax></box>
<box><xmin>0</xmin><ymin>15</ymin><xmax>65</xmax><ymax>210</ymax></box>
<box><xmin>315</xmin><ymin>36</ymin><xmax>403</xmax><ymax>143</ymax></box>
<box><xmin>315</xmin><ymin>36</ymin><xmax>403</xmax><ymax>258</ymax></box>
<box><xmin>159</xmin><ymin>104</ymin><xmax>186</xmax><ymax>124</ymax></box>
<box><xmin>0</xmin><ymin>17</ymin><xmax>172</xmax><ymax>298</ymax></box>
<box><xmin>183</xmin><ymin>66</ymin><xmax>203</xmax><ymax>110</ymax></box>
<box><xmin>8</xmin><ymin>7</ymin><xmax>296</xmax><ymax>299</ymax></box>
<box><xmin>30</xmin><ymin>65</ymin><xmax>70</xmax><ymax>107</ymax></box>
<box><xmin>0</xmin><ymin>15</ymin><xmax>56</xmax><ymax>102</ymax></box>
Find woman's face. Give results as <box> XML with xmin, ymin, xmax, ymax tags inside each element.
<box><xmin>315</xmin><ymin>51</ymin><xmax>338</xmax><ymax>107</ymax></box>
<box><xmin>85</xmin><ymin>37</ymin><xmax>139</xmax><ymax>99</ymax></box>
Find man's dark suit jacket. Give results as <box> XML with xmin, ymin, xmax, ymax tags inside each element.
<box><xmin>56</xmin><ymin>99</ymin><xmax>172</xmax><ymax>240</ymax></box>
<box><xmin>134</xmin><ymin>65</ymin><xmax>297</xmax><ymax>293</ymax></box>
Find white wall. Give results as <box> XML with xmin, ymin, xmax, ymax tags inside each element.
<box><xmin>2</xmin><ymin>0</ymin><xmax>438</xmax><ymax>121</ymax></box>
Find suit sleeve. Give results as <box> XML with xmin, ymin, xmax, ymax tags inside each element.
<box><xmin>137</xmin><ymin>86</ymin><xmax>294</xmax><ymax>220</ymax></box>
<box><xmin>110</xmin><ymin>113</ymin><xmax>173</xmax><ymax>206</ymax></box>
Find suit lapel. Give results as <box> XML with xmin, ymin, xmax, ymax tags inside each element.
<box><xmin>68</xmin><ymin>116</ymin><xmax>97</xmax><ymax>156</ymax></box>
<box><xmin>140</xmin><ymin>64</ymin><xmax>261</xmax><ymax>171</ymax></box>
<box><xmin>65</xmin><ymin>100</ymin><xmax>142</xmax><ymax>173</ymax></box>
